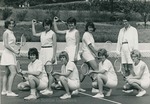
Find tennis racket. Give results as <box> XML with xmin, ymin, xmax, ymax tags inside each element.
<box><xmin>114</xmin><ymin>57</ymin><xmax>126</xmax><ymax>78</ymax></box>
<box><xmin>45</xmin><ymin>60</ymin><xmax>58</xmax><ymax>83</ymax></box>
<box><xmin>80</xmin><ymin>62</ymin><xmax>89</xmax><ymax>76</ymax></box>
<box><xmin>44</xmin><ymin>60</ymin><xmax>53</xmax><ymax>73</ymax></box>
<box><xmin>16</xmin><ymin>61</ymin><xmax>26</xmax><ymax>81</ymax></box>
<box><xmin>19</xmin><ymin>34</ymin><xmax>26</xmax><ymax>53</ymax></box>
<box><xmin>54</xmin><ymin>16</ymin><xmax>66</xmax><ymax>24</ymax></box>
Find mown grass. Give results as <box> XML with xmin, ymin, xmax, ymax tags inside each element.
<box><xmin>0</xmin><ymin>22</ymin><xmax>149</xmax><ymax>43</ymax></box>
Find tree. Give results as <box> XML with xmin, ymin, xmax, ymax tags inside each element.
<box><xmin>132</xmin><ymin>0</ymin><xmax>150</xmax><ymax>27</ymax></box>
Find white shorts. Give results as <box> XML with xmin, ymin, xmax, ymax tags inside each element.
<box><xmin>59</xmin><ymin>79</ymin><xmax>80</xmax><ymax>91</ymax></box>
<box><xmin>140</xmin><ymin>79</ymin><xmax>150</xmax><ymax>89</ymax></box>
<box><xmin>0</xmin><ymin>49</ymin><xmax>17</xmax><ymax>65</ymax></box>
<box><xmin>121</xmin><ymin>44</ymin><xmax>133</xmax><ymax>64</ymax></box>
<box><xmin>105</xmin><ymin>79</ymin><xmax>118</xmax><ymax>88</ymax></box>
<box><xmin>93</xmin><ymin>78</ymin><xmax>118</xmax><ymax>88</ymax></box>
<box><xmin>39</xmin><ymin>47</ymin><xmax>57</xmax><ymax>65</ymax></box>
<box><xmin>65</xmin><ymin>46</ymin><xmax>81</xmax><ymax>62</ymax></box>
<box><xmin>82</xmin><ymin>51</ymin><xmax>95</xmax><ymax>62</ymax></box>
<box><xmin>19</xmin><ymin>77</ymin><xmax>48</xmax><ymax>90</ymax></box>
<box><xmin>37</xmin><ymin>77</ymin><xmax>48</xmax><ymax>90</ymax></box>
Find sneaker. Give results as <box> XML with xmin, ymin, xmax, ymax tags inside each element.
<box><xmin>72</xmin><ymin>90</ymin><xmax>79</xmax><ymax>95</ymax></box>
<box><xmin>40</xmin><ymin>89</ymin><xmax>47</xmax><ymax>94</ymax></box>
<box><xmin>92</xmin><ymin>88</ymin><xmax>99</xmax><ymax>93</ymax></box>
<box><xmin>41</xmin><ymin>89</ymin><xmax>53</xmax><ymax>95</ymax></box>
<box><xmin>93</xmin><ymin>93</ymin><xmax>104</xmax><ymax>98</ymax></box>
<box><xmin>1</xmin><ymin>91</ymin><xmax>7</xmax><ymax>95</ymax></box>
<box><xmin>136</xmin><ymin>90</ymin><xmax>146</xmax><ymax>97</ymax></box>
<box><xmin>7</xmin><ymin>92</ymin><xmax>18</xmax><ymax>97</ymax></box>
<box><xmin>24</xmin><ymin>94</ymin><xmax>37</xmax><ymax>100</ymax></box>
<box><xmin>60</xmin><ymin>93</ymin><xmax>71</xmax><ymax>99</ymax></box>
<box><xmin>78</xmin><ymin>88</ymin><xmax>86</xmax><ymax>92</ymax></box>
<box><xmin>122</xmin><ymin>89</ymin><xmax>134</xmax><ymax>93</ymax></box>
<box><xmin>105</xmin><ymin>89</ymin><xmax>112</xmax><ymax>97</ymax></box>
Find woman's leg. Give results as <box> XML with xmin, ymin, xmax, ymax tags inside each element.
<box><xmin>7</xmin><ymin>65</ymin><xmax>17</xmax><ymax>92</ymax></box>
<box><xmin>2</xmin><ymin>66</ymin><xmax>10</xmax><ymax>93</ymax></box>
<box><xmin>45</xmin><ymin>65</ymin><xmax>54</xmax><ymax>91</ymax></box>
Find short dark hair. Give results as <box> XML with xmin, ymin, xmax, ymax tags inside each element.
<box><xmin>4</xmin><ymin>19</ymin><xmax>16</xmax><ymax>28</ymax></box>
<box><xmin>28</xmin><ymin>48</ymin><xmax>39</xmax><ymax>59</ymax></box>
<box><xmin>59</xmin><ymin>51</ymin><xmax>69</xmax><ymax>61</ymax></box>
<box><xmin>97</xmin><ymin>48</ymin><xmax>109</xmax><ymax>58</ymax></box>
<box><xmin>85</xmin><ymin>22</ymin><xmax>96</xmax><ymax>32</ymax></box>
<box><xmin>42</xmin><ymin>18</ymin><xmax>53</xmax><ymax>27</ymax></box>
<box><xmin>66</xmin><ymin>17</ymin><xmax>76</xmax><ymax>25</ymax></box>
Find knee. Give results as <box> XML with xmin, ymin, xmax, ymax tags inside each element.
<box><xmin>28</xmin><ymin>75</ymin><xmax>35</xmax><ymax>80</ymax></box>
<box><xmin>92</xmin><ymin>81</ymin><xmax>97</xmax><ymax>88</ymax></box>
<box><xmin>59</xmin><ymin>76</ymin><xmax>66</xmax><ymax>82</ymax></box>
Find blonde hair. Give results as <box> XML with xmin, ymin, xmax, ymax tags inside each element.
<box><xmin>130</xmin><ymin>50</ymin><xmax>141</xmax><ymax>59</ymax></box>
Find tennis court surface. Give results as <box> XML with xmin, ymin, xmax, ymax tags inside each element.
<box><xmin>1</xmin><ymin>57</ymin><xmax>150</xmax><ymax>104</ymax></box>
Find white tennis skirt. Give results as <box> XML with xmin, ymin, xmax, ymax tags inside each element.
<box><xmin>121</xmin><ymin>44</ymin><xmax>133</xmax><ymax>64</ymax></box>
<box><xmin>64</xmin><ymin>46</ymin><xmax>81</xmax><ymax>61</ymax></box>
<box><xmin>0</xmin><ymin>49</ymin><xmax>17</xmax><ymax>65</ymax></box>
<box><xmin>39</xmin><ymin>47</ymin><xmax>57</xmax><ymax>65</ymax></box>
<box><xmin>82</xmin><ymin>51</ymin><xmax>95</xmax><ymax>62</ymax></box>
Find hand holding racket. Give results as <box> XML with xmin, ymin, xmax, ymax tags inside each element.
<box><xmin>16</xmin><ymin>61</ymin><xmax>26</xmax><ymax>82</ymax></box>
<box><xmin>54</xmin><ymin>16</ymin><xmax>66</xmax><ymax>24</ymax></box>
<box><xmin>114</xmin><ymin>57</ymin><xmax>126</xmax><ymax>79</ymax></box>
<box><xmin>19</xmin><ymin>34</ymin><xmax>26</xmax><ymax>53</ymax></box>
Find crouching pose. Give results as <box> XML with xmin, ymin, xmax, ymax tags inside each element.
<box><xmin>19</xmin><ymin>48</ymin><xmax>48</xmax><ymax>100</ymax></box>
<box><xmin>88</xmin><ymin>48</ymin><xmax>118</xmax><ymax>98</ymax></box>
<box><xmin>123</xmin><ymin>50</ymin><xmax>150</xmax><ymax>97</ymax></box>
<box><xmin>52</xmin><ymin>51</ymin><xmax>80</xmax><ymax>99</ymax></box>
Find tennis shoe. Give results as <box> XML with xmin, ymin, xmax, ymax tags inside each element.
<box><xmin>7</xmin><ymin>92</ymin><xmax>18</xmax><ymax>97</ymax></box>
<box><xmin>105</xmin><ymin>89</ymin><xmax>112</xmax><ymax>96</ymax></box>
<box><xmin>92</xmin><ymin>88</ymin><xmax>99</xmax><ymax>93</ymax></box>
<box><xmin>122</xmin><ymin>89</ymin><xmax>133</xmax><ymax>93</ymax></box>
<box><xmin>72</xmin><ymin>90</ymin><xmax>79</xmax><ymax>95</ymax></box>
<box><xmin>60</xmin><ymin>93</ymin><xmax>71</xmax><ymax>99</ymax></box>
<box><xmin>136</xmin><ymin>90</ymin><xmax>146</xmax><ymax>97</ymax></box>
<box><xmin>1</xmin><ymin>91</ymin><xmax>7</xmax><ymax>95</ymax></box>
<box><xmin>24</xmin><ymin>94</ymin><xmax>37</xmax><ymax>100</ymax></box>
<box><xmin>41</xmin><ymin>90</ymin><xmax>53</xmax><ymax>95</ymax></box>
<box><xmin>78</xmin><ymin>88</ymin><xmax>86</xmax><ymax>92</ymax></box>
<box><xmin>93</xmin><ymin>93</ymin><xmax>104</xmax><ymax>98</ymax></box>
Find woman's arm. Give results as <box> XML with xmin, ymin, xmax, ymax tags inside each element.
<box><xmin>52</xmin><ymin>33</ymin><xmax>57</xmax><ymax>63</ymax></box>
<box><xmin>88</xmin><ymin>43</ymin><xmax>97</xmax><ymax>57</ymax></box>
<box><xmin>74</xmin><ymin>31</ymin><xmax>80</xmax><ymax>61</ymax></box>
<box><xmin>53</xmin><ymin>70</ymin><xmax>72</xmax><ymax>77</ymax></box>
<box><xmin>53</xmin><ymin>17</ymin><xmax>66</xmax><ymax>34</ymax></box>
<box><xmin>3</xmin><ymin>32</ymin><xmax>19</xmax><ymax>54</ymax></box>
<box><xmin>129</xmin><ymin>65</ymin><xmax>145</xmax><ymax>79</ymax></box>
<box><xmin>32</xmin><ymin>20</ymin><xmax>42</xmax><ymax>37</ymax></box>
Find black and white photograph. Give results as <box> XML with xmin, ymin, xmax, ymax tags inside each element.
<box><xmin>0</xmin><ymin>0</ymin><xmax>150</xmax><ymax>104</ymax></box>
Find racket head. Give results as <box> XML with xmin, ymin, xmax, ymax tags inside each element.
<box><xmin>114</xmin><ymin>57</ymin><xmax>122</xmax><ymax>72</ymax></box>
<box><xmin>20</xmin><ymin>34</ymin><xmax>26</xmax><ymax>46</ymax></box>
<box><xmin>16</xmin><ymin>61</ymin><xmax>22</xmax><ymax>73</ymax></box>
<box><xmin>81</xmin><ymin>63</ymin><xmax>89</xmax><ymax>75</ymax></box>
<box><xmin>45</xmin><ymin>60</ymin><xmax>53</xmax><ymax>73</ymax></box>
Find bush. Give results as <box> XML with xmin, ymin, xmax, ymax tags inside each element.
<box><xmin>16</xmin><ymin>10</ymin><xmax>28</xmax><ymax>21</ymax></box>
<box><xmin>2</xmin><ymin>8</ymin><xmax>12</xmax><ymax>20</ymax></box>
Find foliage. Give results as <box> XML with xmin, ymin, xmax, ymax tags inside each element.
<box><xmin>16</xmin><ymin>10</ymin><xmax>28</xmax><ymax>21</ymax></box>
<box><xmin>2</xmin><ymin>8</ymin><xmax>12</xmax><ymax>20</ymax></box>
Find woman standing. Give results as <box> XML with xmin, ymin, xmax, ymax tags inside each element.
<box><xmin>1</xmin><ymin>19</ymin><xmax>19</xmax><ymax>96</ymax></box>
<box><xmin>81</xmin><ymin>22</ymin><xmax>99</xmax><ymax>93</ymax></box>
<box><xmin>53</xmin><ymin>17</ymin><xmax>80</xmax><ymax>62</ymax></box>
<box><xmin>32</xmin><ymin>18</ymin><xmax>57</xmax><ymax>95</ymax></box>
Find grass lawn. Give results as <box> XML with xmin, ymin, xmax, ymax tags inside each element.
<box><xmin>0</xmin><ymin>21</ymin><xmax>150</xmax><ymax>43</ymax></box>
